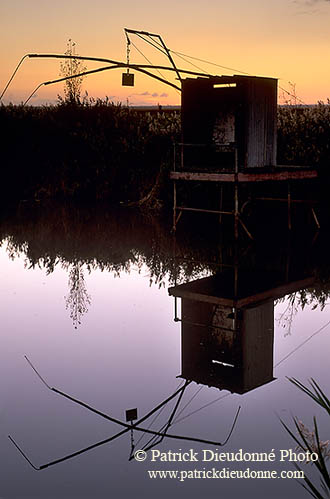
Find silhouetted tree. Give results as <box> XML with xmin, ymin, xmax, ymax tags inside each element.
<box><xmin>58</xmin><ymin>39</ymin><xmax>86</xmax><ymax>104</ymax></box>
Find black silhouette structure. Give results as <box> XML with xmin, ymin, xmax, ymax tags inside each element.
<box><xmin>169</xmin><ymin>268</ymin><xmax>315</xmax><ymax>394</ymax></box>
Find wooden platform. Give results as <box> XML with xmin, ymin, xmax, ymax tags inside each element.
<box><xmin>168</xmin><ymin>271</ymin><xmax>315</xmax><ymax>308</ymax></box>
<box><xmin>171</xmin><ymin>161</ymin><xmax>320</xmax><ymax>235</ymax></box>
<box><xmin>170</xmin><ymin>167</ymin><xmax>318</xmax><ymax>183</ymax></box>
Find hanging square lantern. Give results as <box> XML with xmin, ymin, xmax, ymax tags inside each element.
<box><xmin>122</xmin><ymin>73</ymin><xmax>134</xmax><ymax>86</ymax></box>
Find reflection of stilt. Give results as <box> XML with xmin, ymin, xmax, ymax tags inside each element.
<box><xmin>9</xmin><ymin>357</ymin><xmax>240</xmax><ymax>470</ymax></box>
<box><xmin>172</xmin><ymin>234</ymin><xmax>179</xmax><ymax>322</ymax></box>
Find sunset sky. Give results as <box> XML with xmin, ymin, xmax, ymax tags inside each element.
<box><xmin>1</xmin><ymin>0</ymin><xmax>330</xmax><ymax>106</ymax></box>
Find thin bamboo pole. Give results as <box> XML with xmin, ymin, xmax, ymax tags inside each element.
<box><xmin>8</xmin><ymin>358</ymin><xmax>240</xmax><ymax>471</ymax></box>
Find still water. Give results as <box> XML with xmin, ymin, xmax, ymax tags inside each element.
<box><xmin>1</xmin><ymin>203</ymin><xmax>329</xmax><ymax>498</ymax></box>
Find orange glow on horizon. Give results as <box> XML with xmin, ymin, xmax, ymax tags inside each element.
<box><xmin>1</xmin><ymin>0</ymin><xmax>330</xmax><ymax>106</ymax></box>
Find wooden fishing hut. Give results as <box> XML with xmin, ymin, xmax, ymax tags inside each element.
<box><xmin>182</xmin><ymin>75</ymin><xmax>277</xmax><ymax>168</ymax></box>
<box><xmin>171</xmin><ymin>75</ymin><xmax>319</xmax><ymax>236</ymax></box>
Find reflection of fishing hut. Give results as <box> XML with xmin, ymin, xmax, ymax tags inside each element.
<box><xmin>169</xmin><ymin>270</ymin><xmax>315</xmax><ymax>394</ymax></box>
<box><xmin>171</xmin><ymin>75</ymin><xmax>319</xmax><ymax>236</ymax></box>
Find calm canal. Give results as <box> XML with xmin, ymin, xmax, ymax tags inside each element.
<box><xmin>1</xmin><ymin>203</ymin><xmax>329</xmax><ymax>498</ymax></box>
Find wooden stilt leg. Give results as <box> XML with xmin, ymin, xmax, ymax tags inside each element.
<box><xmin>311</xmin><ymin>207</ymin><xmax>320</xmax><ymax>229</ymax></box>
<box><xmin>173</xmin><ymin>180</ymin><xmax>177</xmax><ymax>232</ymax></box>
<box><xmin>287</xmin><ymin>182</ymin><xmax>292</xmax><ymax>231</ymax></box>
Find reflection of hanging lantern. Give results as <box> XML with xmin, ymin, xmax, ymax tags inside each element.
<box><xmin>125</xmin><ymin>408</ymin><xmax>138</xmax><ymax>422</ymax></box>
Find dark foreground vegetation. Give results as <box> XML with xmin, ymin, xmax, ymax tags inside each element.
<box><xmin>277</xmin><ymin>102</ymin><xmax>330</xmax><ymax>167</ymax></box>
<box><xmin>1</xmin><ymin>100</ymin><xmax>330</xmax><ymax>205</ymax></box>
<box><xmin>0</xmin><ymin>100</ymin><xmax>180</xmax><ymax>205</ymax></box>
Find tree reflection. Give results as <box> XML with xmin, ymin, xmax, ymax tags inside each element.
<box><xmin>276</xmin><ymin>284</ymin><xmax>330</xmax><ymax>336</ymax></box>
<box><xmin>2</xmin><ymin>201</ymin><xmax>330</xmax><ymax>318</ymax></box>
<box><xmin>65</xmin><ymin>261</ymin><xmax>91</xmax><ymax>329</ymax></box>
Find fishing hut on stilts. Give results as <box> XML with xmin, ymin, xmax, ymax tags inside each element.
<box><xmin>171</xmin><ymin>75</ymin><xmax>319</xmax><ymax>237</ymax></box>
<box><xmin>1</xmin><ymin>29</ymin><xmax>320</xmax><ymax>237</ymax></box>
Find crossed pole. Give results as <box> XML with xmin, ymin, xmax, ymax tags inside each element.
<box><xmin>8</xmin><ymin>356</ymin><xmax>240</xmax><ymax>470</ymax></box>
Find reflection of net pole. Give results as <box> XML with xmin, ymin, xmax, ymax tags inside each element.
<box><xmin>126</xmin><ymin>408</ymin><xmax>138</xmax><ymax>459</ymax></box>
<box><xmin>9</xmin><ymin>359</ymin><xmax>240</xmax><ymax>470</ymax></box>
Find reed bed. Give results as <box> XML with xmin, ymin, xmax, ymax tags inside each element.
<box><xmin>1</xmin><ymin>100</ymin><xmax>330</xmax><ymax>204</ymax></box>
<box><xmin>0</xmin><ymin>100</ymin><xmax>180</xmax><ymax>203</ymax></box>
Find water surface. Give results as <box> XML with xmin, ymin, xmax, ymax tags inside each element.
<box><xmin>1</xmin><ymin>203</ymin><xmax>329</xmax><ymax>498</ymax></box>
